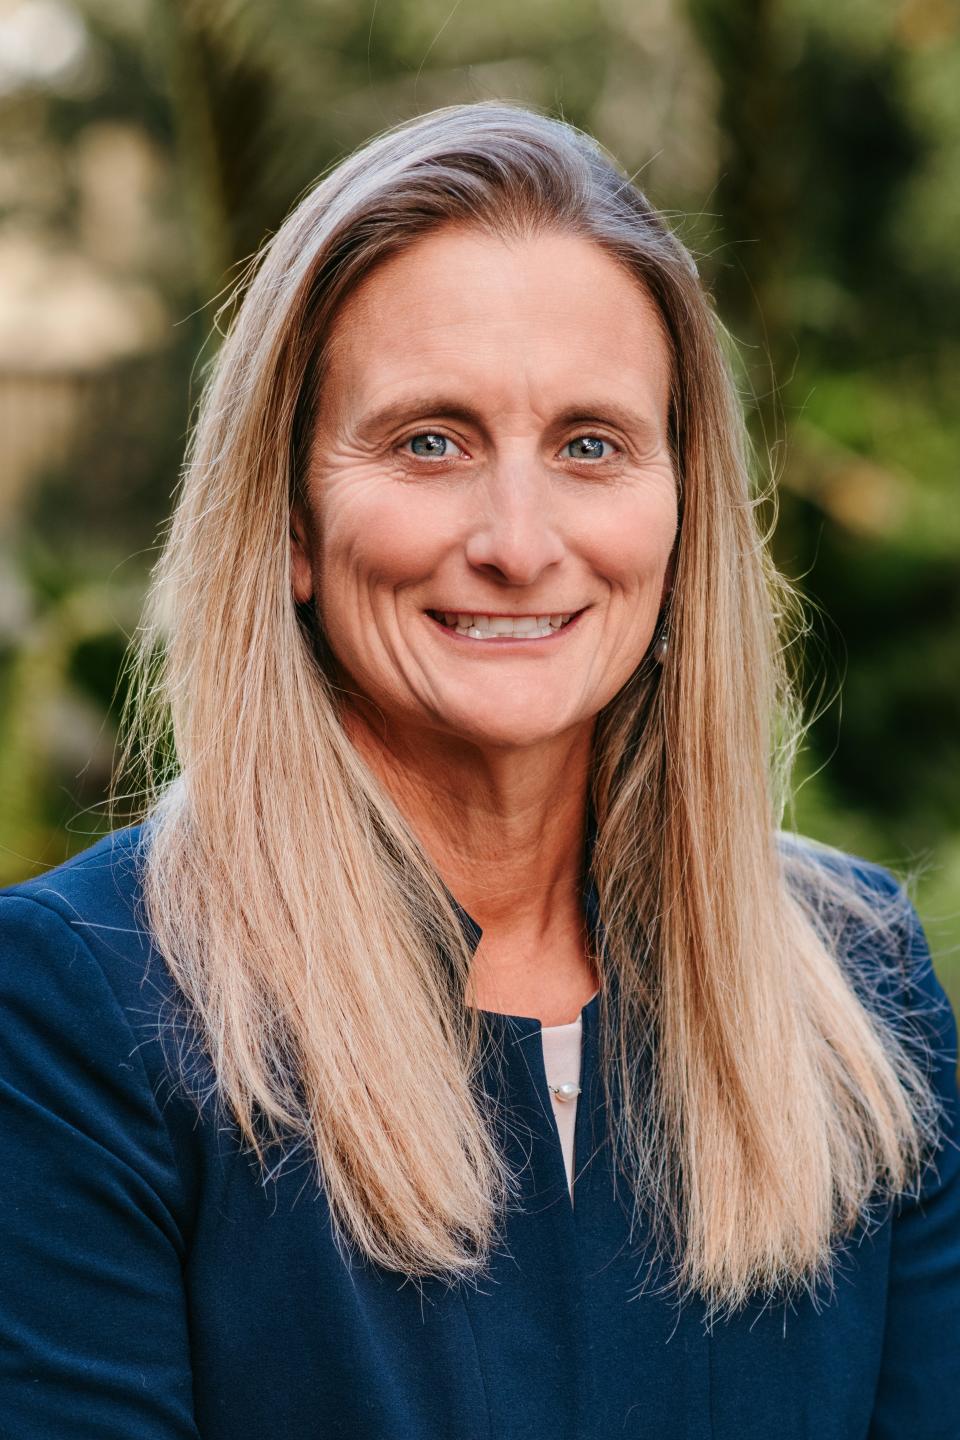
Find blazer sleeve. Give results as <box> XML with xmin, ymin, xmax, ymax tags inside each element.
<box><xmin>0</xmin><ymin>894</ymin><xmax>201</xmax><ymax>1439</ymax></box>
<box><xmin>868</xmin><ymin>887</ymin><xmax>960</xmax><ymax>1439</ymax></box>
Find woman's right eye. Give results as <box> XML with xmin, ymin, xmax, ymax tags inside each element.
<box><xmin>403</xmin><ymin>432</ymin><xmax>465</xmax><ymax>460</ymax></box>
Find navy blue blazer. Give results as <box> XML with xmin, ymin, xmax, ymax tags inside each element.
<box><xmin>1</xmin><ymin>824</ymin><xmax>958</xmax><ymax>1439</ymax></box>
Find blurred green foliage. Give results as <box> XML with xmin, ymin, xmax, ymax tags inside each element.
<box><xmin>1</xmin><ymin>0</ymin><xmax>957</xmax><ymax>1003</ymax></box>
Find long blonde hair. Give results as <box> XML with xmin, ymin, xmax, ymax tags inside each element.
<box><xmin>115</xmin><ymin>100</ymin><xmax>943</xmax><ymax>1320</ymax></box>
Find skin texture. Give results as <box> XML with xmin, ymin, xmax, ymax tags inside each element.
<box><xmin>291</xmin><ymin>226</ymin><xmax>678</xmax><ymax>1023</ymax></box>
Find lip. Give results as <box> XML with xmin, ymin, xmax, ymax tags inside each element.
<box><xmin>425</xmin><ymin>607</ymin><xmax>588</xmax><ymax>643</ymax></box>
<box><xmin>428</xmin><ymin>609</ymin><xmax>580</xmax><ymax>619</ymax></box>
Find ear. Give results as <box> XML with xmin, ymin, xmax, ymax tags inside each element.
<box><xmin>660</xmin><ymin>543</ymin><xmax>678</xmax><ymax>610</ymax></box>
<box><xmin>290</xmin><ymin>496</ymin><xmax>314</xmax><ymax>605</ymax></box>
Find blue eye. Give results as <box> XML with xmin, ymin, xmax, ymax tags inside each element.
<box><xmin>564</xmin><ymin>435</ymin><xmax>616</xmax><ymax>460</ymax></box>
<box><xmin>406</xmin><ymin>432</ymin><xmax>463</xmax><ymax>459</ymax></box>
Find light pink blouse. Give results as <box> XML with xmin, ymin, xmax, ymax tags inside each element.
<box><xmin>540</xmin><ymin>1010</ymin><xmax>589</xmax><ymax>1203</ymax></box>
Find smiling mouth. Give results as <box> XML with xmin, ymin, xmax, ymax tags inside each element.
<box><xmin>426</xmin><ymin>609</ymin><xmax>583</xmax><ymax>640</ymax></box>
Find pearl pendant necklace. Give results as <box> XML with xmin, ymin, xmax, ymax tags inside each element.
<box><xmin>548</xmin><ymin>1081</ymin><xmax>582</xmax><ymax>1102</ymax></box>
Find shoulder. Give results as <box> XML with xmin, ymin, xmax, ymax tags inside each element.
<box><xmin>0</xmin><ymin>820</ymin><xmax>176</xmax><ymax>999</ymax></box>
<box><xmin>0</xmin><ymin>832</ymin><xmax>203</xmax><ymax>1426</ymax></box>
<box><xmin>0</xmin><ymin>824</ymin><xmax>173</xmax><ymax>1057</ymax></box>
<box><xmin>778</xmin><ymin>830</ymin><xmax>958</xmax><ymax>1185</ymax></box>
<box><xmin>776</xmin><ymin>827</ymin><xmax>905</xmax><ymax>900</ymax></box>
<box><xmin>777</xmin><ymin>829</ymin><xmax>955</xmax><ymax>1033</ymax></box>
<box><xmin>0</xmin><ymin>817</ymin><xmax>161</xmax><ymax>1017</ymax></box>
<box><xmin>1</xmin><ymin>822</ymin><xmax>149</xmax><ymax>935</ymax></box>
<box><xmin>0</xmin><ymin>826</ymin><xmax>208</xmax><ymax>1212</ymax></box>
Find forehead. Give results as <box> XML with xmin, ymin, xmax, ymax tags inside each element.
<box><xmin>320</xmin><ymin>226</ymin><xmax>673</xmax><ymax>420</ymax></box>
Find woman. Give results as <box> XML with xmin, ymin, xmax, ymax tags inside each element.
<box><xmin>1</xmin><ymin>101</ymin><xmax>957</xmax><ymax>1439</ymax></box>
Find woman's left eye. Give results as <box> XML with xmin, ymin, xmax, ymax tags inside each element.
<box><xmin>563</xmin><ymin>435</ymin><xmax>618</xmax><ymax>461</ymax></box>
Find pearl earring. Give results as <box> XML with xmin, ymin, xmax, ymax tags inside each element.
<box><xmin>653</xmin><ymin>628</ymin><xmax>669</xmax><ymax>663</ymax></box>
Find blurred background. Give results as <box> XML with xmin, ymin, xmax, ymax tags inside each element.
<box><xmin>1</xmin><ymin>0</ymin><xmax>958</xmax><ymax>1010</ymax></box>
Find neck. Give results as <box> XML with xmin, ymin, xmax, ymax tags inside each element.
<box><xmin>341</xmin><ymin>704</ymin><xmax>598</xmax><ymax>1020</ymax></box>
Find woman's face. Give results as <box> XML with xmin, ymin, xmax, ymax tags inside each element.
<box><xmin>292</xmin><ymin>226</ymin><xmax>679</xmax><ymax>751</ymax></box>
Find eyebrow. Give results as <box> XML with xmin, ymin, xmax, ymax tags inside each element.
<box><xmin>352</xmin><ymin>394</ymin><xmax>664</xmax><ymax>446</ymax></box>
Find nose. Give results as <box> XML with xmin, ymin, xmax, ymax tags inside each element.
<box><xmin>463</xmin><ymin>465</ymin><xmax>565</xmax><ymax>587</ymax></box>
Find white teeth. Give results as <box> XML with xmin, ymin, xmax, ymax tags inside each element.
<box><xmin>434</xmin><ymin>610</ymin><xmax>576</xmax><ymax>639</ymax></box>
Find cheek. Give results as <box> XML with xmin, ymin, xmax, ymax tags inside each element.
<box><xmin>578</xmin><ymin>487</ymin><xmax>678</xmax><ymax>596</ymax></box>
<box><xmin>315</xmin><ymin>469</ymin><xmax>446</xmax><ymax>594</ymax></box>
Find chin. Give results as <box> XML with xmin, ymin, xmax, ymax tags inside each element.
<box><xmin>436</xmin><ymin>706</ymin><xmax>577</xmax><ymax>750</ymax></box>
